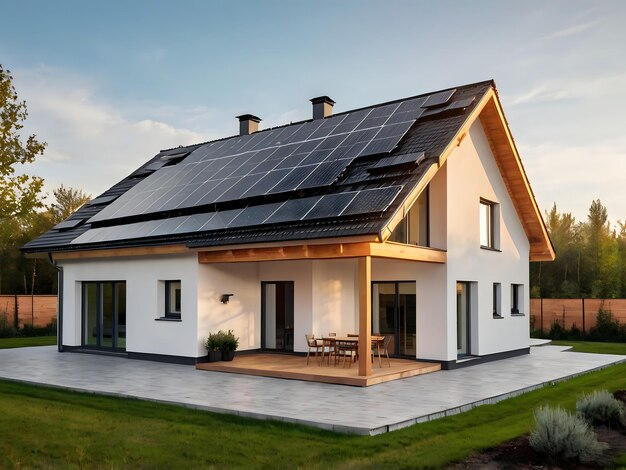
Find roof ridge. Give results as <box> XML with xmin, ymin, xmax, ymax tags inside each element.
<box><xmin>158</xmin><ymin>79</ymin><xmax>495</xmax><ymax>153</ymax></box>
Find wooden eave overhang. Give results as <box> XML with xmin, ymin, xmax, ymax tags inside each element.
<box><xmin>197</xmin><ymin>241</ymin><xmax>446</xmax><ymax>264</ymax></box>
<box><xmin>379</xmin><ymin>87</ymin><xmax>555</xmax><ymax>262</ymax></box>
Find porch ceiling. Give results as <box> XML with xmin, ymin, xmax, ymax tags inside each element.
<box><xmin>197</xmin><ymin>241</ymin><xmax>446</xmax><ymax>264</ymax></box>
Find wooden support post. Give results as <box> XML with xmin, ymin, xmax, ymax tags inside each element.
<box><xmin>358</xmin><ymin>256</ymin><xmax>372</xmax><ymax>377</ymax></box>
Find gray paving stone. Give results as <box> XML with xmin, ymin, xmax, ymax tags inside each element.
<box><xmin>0</xmin><ymin>346</ymin><xmax>623</xmax><ymax>435</ymax></box>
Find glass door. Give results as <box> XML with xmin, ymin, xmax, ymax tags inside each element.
<box><xmin>82</xmin><ymin>281</ymin><xmax>126</xmax><ymax>351</ymax></box>
<box><xmin>261</xmin><ymin>281</ymin><xmax>294</xmax><ymax>351</ymax></box>
<box><xmin>456</xmin><ymin>282</ymin><xmax>470</xmax><ymax>356</ymax></box>
<box><xmin>372</xmin><ymin>282</ymin><xmax>416</xmax><ymax>356</ymax></box>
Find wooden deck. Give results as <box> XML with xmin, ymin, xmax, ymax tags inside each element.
<box><xmin>196</xmin><ymin>353</ymin><xmax>441</xmax><ymax>387</ymax></box>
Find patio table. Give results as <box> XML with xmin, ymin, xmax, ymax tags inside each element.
<box><xmin>321</xmin><ymin>336</ymin><xmax>385</xmax><ymax>366</ymax></box>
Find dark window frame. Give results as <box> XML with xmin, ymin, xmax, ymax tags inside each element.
<box><xmin>164</xmin><ymin>280</ymin><xmax>182</xmax><ymax>319</ymax></box>
<box><xmin>511</xmin><ymin>283</ymin><xmax>523</xmax><ymax>315</ymax></box>
<box><xmin>480</xmin><ymin>199</ymin><xmax>494</xmax><ymax>249</ymax></box>
<box><xmin>388</xmin><ymin>186</ymin><xmax>430</xmax><ymax>247</ymax></box>
<box><xmin>493</xmin><ymin>282</ymin><xmax>502</xmax><ymax>318</ymax></box>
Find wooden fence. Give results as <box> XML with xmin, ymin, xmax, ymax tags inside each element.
<box><xmin>530</xmin><ymin>298</ymin><xmax>626</xmax><ymax>334</ymax></box>
<box><xmin>0</xmin><ymin>295</ymin><xmax>57</xmax><ymax>328</ymax></box>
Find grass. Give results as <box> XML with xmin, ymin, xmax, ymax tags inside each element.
<box><xmin>550</xmin><ymin>340</ymin><xmax>626</xmax><ymax>355</ymax></box>
<box><xmin>0</xmin><ymin>335</ymin><xmax>56</xmax><ymax>349</ymax></box>
<box><xmin>0</xmin><ymin>346</ymin><xmax>625</xmax><ymax>469</ymax></box>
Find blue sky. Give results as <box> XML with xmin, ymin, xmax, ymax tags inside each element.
<box><xmin>2</xmin><ymin>0</ymin><xmax>626</xmax><ymax>224</ymax></box>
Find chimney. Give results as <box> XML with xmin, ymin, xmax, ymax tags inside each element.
<box><xmin>236</xmin><ymin>114</ymin><xmax>261</xmax><ymax>135</ymax></box>
<box><xmin>310</xmin><ymin>96</ymin><xmax>335</xmax><ymax>119</ymax></box>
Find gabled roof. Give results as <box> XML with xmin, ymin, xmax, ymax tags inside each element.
<box><xmin>23</xmin><ymin>80</ymin><xmax>553</xmax><ymax>261</ymax></box>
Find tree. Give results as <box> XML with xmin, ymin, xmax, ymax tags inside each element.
<box><xmin>49</xmin><ymin>185</ymin><xmax>91</xmax><ymax>223</ymax></box>
<box><xmin>0</xmin><ymin>185</ymin><xmax>90</xmax><ymax>295</ymax></box>
<box><xmin>0</xmin><ymin>64</ymin><xmax>46</xmax><ymax>220</ymax></box>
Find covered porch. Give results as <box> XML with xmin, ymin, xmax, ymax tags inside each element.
<box><xmin>198</xmin><ymin>239</ymin><xmax>448</xmax><ymax>382</ymax></box>
<box><xmin>196</xmin><ymin>353</ymin><xmax>441</xmax><ymax>387</ymax></box>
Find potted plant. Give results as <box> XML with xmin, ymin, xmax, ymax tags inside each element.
<box><xmin>205</xmin><ymin>331</ymin><xmax>224</xmax><ymax>362</ymax></box>
<box><xmin>221</xmin><ymin>329</ymin><xmax>239</xmax><ymax>361</ymax></box>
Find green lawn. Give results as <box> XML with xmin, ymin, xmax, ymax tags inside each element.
<box><xmin>0</xmin><ymin>335</ymin><xmax>56</xmax><ymax>349</ymax></box>
<box><xmin>550</xmin><ymin>340</ymin><xmax>626</xmax><ymax>355</ymax></box>
<box><xmin>0</xmin><ymin>346</ymin><xmax>625</xmax><ymax>468</ymax></box>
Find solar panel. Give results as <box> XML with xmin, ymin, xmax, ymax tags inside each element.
<box><xmin>268</xmin><ymin>165</ymin><xmax>316</xmax><ymax>193</ymax></box>
<box><xmin>88</xmin><ymin>195</ymin><xmax>118</xmax><ymax>206</ymax></box>
<box><xmin>171</xmin><ymin>213</ymin><xmax>216</xmax><ymax>234</ymax></box>
<box><xmin>423</xmin><ymin>89</ymin><xmax>456</xmax><ymax>108</ymax></box>
<box><xmin>370</xmin><ymin>152</ymin><xmax>425</xmax><ymax>170</ymax></box>
<box><xmin>302</xmin><ymin>192</ymin><xmax>358</xmax><ymax>220</ymax></box>
<box><xmin>202</xmin><ymin>208</ymin><xmax>243</xmax><ymax>230</ymax></box>
<box><xmin>228</xmin><ymin>202</ymin><xmax>284</xmax><ymax>227</ymax></box>
<box><xmin>54</xmin><ymin>219</ymin><xmax>85</xmax><ymax>230</ymax></box>
<box><xmin>241</xmin><ymin>168</ymin><xmax>292</xmax><ymax>198</ymax></box>
<box><xmin>297</xmin><ymin>160</ymin><xmax>349</xmax><ymax>190</ymax></box>
<box><xmin>341</xmin><ymin>186</ymin><xmax>402</xmax><ymax>216</ymax></box>
<box><xmin>447</xmin><ymin>97</ymin><xmax>475</xmax><ymax>110</ymax></box>
<box><xmin>264</xmin><ymin>196</ymin><xmax>322</xmax><ymax>224</ymax></box>
<box><xmin>87</xmin><ymin>93</ymin><xmax>434</xmax><ymax>224</ymax></box>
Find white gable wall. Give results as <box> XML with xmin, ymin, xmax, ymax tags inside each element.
<box><xmin>445</xmin><ymin>120</ymin><xmax>530</xmax><ymax>359</ymax></box>
<box><xmin>60</xmin><ymin>253</ymin><xmax>200</xmax><ymax>358</ymax></box>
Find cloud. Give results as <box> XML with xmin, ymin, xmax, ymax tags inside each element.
<box><xmin>12</xmin><ymin>65</ymin><xmax>214</xmax><ymax>200</ymax></box>
<box><xmin>506</xmin><ymin>73</ymin><xmax>626</xmax><ymax>106</ymax></box>
<box><xmin>547</xmin><ymin>18</ymin><xmax>602</xmax><ymax>39</ymax></box>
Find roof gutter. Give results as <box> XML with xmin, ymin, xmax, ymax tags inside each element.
<box><xmin>47</xmin><ymin>253</ymin><xmax>63</xmax><ymax>352</ymax></box>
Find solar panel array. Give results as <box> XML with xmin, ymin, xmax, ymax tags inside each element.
<box><xmin>72</xmin><ymin>186</ymin><xmax>401</xmax><ymax>245</ymax></box>
<box><xmin>89</xmin><ymin>94</ymin><xmax>440</xmax><ymax>224</ymax></box>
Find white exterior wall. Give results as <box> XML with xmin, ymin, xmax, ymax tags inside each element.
<box><xmin>444</xmin><ymin>120</ymin><xmax>530</xmax><ymax>359</ymax></box>
<box><xmin>197</xmin><ymin>259</ymin><xmax>359</xmax><ymax>355</ymax></box>
<box><xmin>60</xmin><ymin>253</ymin><xmax>200</xmax><ymax>358</ymax></box>
<box><xmin>371</xmin><ymin>258</ymin><xmax>447</xmax><ymax>360</ymax></box>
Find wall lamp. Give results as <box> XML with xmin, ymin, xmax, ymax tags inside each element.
<box><xmin>220</xmin><ymin>294</ymin><xmax>234</xmax><ymax>304</ymax></box>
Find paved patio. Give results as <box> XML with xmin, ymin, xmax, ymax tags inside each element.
<box><xmin>0</xmin><ymin>345</ymin><xmax>623</xmax><ymax>435</ymax></box>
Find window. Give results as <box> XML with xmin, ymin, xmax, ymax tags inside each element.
<box><xmin>480</xmin><ymin>199</ymin><xmax>499</xmax><ymax>249</ymax></box>
<box><xmin>389</xmin><ymin>186</ymin><xmax>429</xmax><ymax>246</ymax></box>
<box><xmin>511</xmin><ymin>284</ymin><xmax>523</xmax><ymax>315</ymax></box>
<box><xmin>165</xmin><ymin>281</ymin><xmax>182</xmax><ymax>319</ymax></box>
<box><xmin>492</xmin><ymin>283</ymin><xmax>502</xmax><ymax>318</ymax></box>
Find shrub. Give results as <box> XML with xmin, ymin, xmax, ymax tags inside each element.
<box><xmin>205</xmin><ymin>331</ymin><xmax>224</xmax><ymax>352</ymax></box>
<box><xmin>529</xmin><ymin>405</ymin><xmax>608</xmax><ymax>464</ymax></box>
<box><xmin>20</xmin><ymin>319</ymin><xmax>57</xmax><ymax>337</ymax></box>
<box><xmin>548</xmin><ymin>321</ymin><xmax>568</xmax><ymax>340</ymax></box>
<box><xmin>569</xmin><ymin>323</ymin><xmax>583</xmax><ymax>340</ymax></box>
<box><xmin>577</xmin><ymin>390</ymin><xmax>626</xmax><ymax>428</ymax></box>
<box><xmin>222</xmin><ymin>329</ymin><xmax>239</xmax><ymax>352</ymax></box>
<box><xmin>589</xmin><ymin>305</ymin><xmax>621</xmax><ymax>342</ymax></box>
<box><xmin>0</xmin><ymin>314</ymin><xmax>18</xmax><ymax>338</ymax></box>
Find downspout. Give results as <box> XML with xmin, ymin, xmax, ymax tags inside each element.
<box><xmin>47</xmin><ymin>253</ymin><xmax>63</xmax><ymax>352</ymax></box>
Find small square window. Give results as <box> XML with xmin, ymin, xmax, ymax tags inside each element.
<box><xmin>493</xmin><ymin>283</ymin><xmax>502</xmax><ymax>318</ymax></box>
<box><xmin>511</xmin><ymin>284</ymin><xmax>523</xmax><ymax>315</ymax></box>
<box><xmin>165</xmin><ymin>281</ymin><xmax>182</xmax><ymax>319</ymax></box>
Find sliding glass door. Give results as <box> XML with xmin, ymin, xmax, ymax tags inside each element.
<box><xmin>82</xmin><ymin>281</ymin><xmax>126</xmax><ymax>351</ymax></box>
<box><xmin>372</xmin><ymin>281</ymin><xmax>416</xmax><ymax>356</ymax></box>
<box><xmin>261</xmin><ymin>281</ymin><xmax>295</xmax><ymax>352</ymax></box>
<box><xmin>456</xmin><ymin>282</ymin><xmax>470</xmax><ymax>357</ymax></box>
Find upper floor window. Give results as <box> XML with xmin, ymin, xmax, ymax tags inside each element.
<box><xmin>165</xmin><ymin>280</ymin><xmax>182</xmax><ymax>319</ymax></box>
<box><xmin>480</xmin><ymin>199</ymin><xmax>499</xmax><ymax>250</ymax></box>
<box><xmin>389</xmin><ymin>186</ymin><xmax>429</xmax><ymax>246</ymax></box>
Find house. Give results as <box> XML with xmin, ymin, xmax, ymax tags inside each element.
<box><xmin>23</xmin><ymin>80</ymin><xmax>554</xmax><ymax>376</ymax></box>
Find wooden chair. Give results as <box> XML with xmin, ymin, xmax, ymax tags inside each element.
<box><xmin>336</xmin><ymin>340</ymin><xmax>358</xmax><ymax>367</ymax></box>
<box><xmin>377</xmin><ymin>335</ymin><xmax>392</xmax><ymax>367</ymax></box>
<box><xmin>305</xmin><ymin>334</ymin><xmax>323</xmax><ymax>365</ymax></box>
<box><xmin>321</xmin><ymin>336</ymin><xmax>337</xmax><ymax>365</ymax></box>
